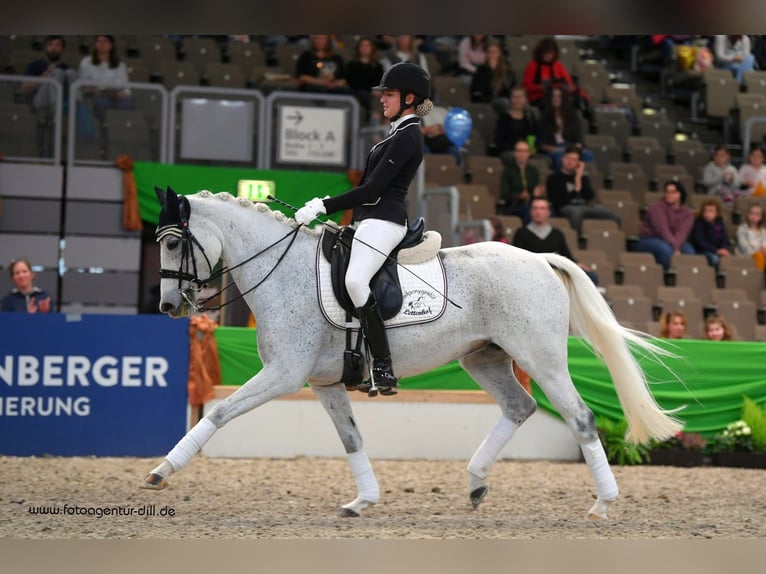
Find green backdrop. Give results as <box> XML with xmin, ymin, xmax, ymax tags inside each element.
<box><xmin>214</xmin><ymin>327</ymin><xmax>766</xmax><ymax>439</ymax></box>
<box><xmin>133</xmin><ymin>162</ymin><xmax>352</xmax><ymax>225</ymax></box>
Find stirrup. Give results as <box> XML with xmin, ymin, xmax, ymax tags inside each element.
<box><xmin>369</xmin><ymin>361</ymin><xmax>398</xmax><ymax>397</ymax></box>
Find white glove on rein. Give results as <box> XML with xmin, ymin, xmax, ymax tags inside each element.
<box><xmin>295</xmin><ymin>196</ymin><xmax>328</xmax><ymax>225</ymax></box>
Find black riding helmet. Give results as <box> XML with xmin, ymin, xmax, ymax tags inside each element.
<box><xmin>374</xmin><ymin>62</ymin><xmax>431</xmax><ymax>120</ymax></box>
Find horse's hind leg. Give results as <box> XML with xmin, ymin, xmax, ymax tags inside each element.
<box><xmin>459</xmin><ymin>345</ymin><xmax>537</xmax><ymax>510</ymax></box>
<box><xmin>311</xmin><ymin>382</ymin><xmax>379</xmax><ymax>517</ymax></box>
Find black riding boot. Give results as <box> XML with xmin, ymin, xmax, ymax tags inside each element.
<box><xmin>356</xmin><ymin>294</ymin><xmax>398</xmax><ymax>395</ymax></box>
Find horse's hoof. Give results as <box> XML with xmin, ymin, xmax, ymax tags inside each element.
<box><xmin>337</xmin><ymin>506</ymin><xmax>360</xmax><ymax>518</ymax></box>
<box><xmin>469</xmin><ymin>486</ymin><xmax>488</xmax><ymax>510</ymax></box>
<box><xmin>586</xmin><ymin>498</ymin><xmax>614</xmax><ymax>520</ymax></box>
<box><xmin>139</xmin><ymin>472</ymin><xmax>169</xmax><ymax>490</ymax></box>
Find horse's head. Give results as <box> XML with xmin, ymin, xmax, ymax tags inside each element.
<box><xmin>155</xmin><ymin>187</ymin><xmax>221</xmax><ymax>317</ymax></box>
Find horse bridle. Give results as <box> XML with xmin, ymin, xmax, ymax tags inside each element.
<box><xmin>156</xmin><ymin>194</ymin><xmax>301</xmax><ymax>313</ymax></box>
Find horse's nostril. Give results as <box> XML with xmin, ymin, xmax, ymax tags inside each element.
<box><xmin>160</xmin><ymin>302</ymin><xmax>173</xmax><ymax>313</ymax></box>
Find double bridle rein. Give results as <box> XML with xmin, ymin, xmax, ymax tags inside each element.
<box><xmin>156</xmin><ymin>196</ymin><xmax>302</xmax><ymax>313</ymax></box>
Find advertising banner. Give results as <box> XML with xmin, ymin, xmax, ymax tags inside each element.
<box><xmin>0</xmin><ymin>314</ymin><xmax>189</xmax><ymax>456</ymax></box>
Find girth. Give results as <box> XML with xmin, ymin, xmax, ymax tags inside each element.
<box><xmin>320</xmin><ymin>217</ymin><xmax>425</xmax><ymax>320</ymax></box>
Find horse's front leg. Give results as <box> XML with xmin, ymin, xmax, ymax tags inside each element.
<box><xmin>140</xmin><ymin>365</ymin><xmax>307</xmax><ymax>489</ymax></box>
<box><xmin>311</xmin><ymin>382</ymin><xmax>379</xmax><ymax>517</ymax></box>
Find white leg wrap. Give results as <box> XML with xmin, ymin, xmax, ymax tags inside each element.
<box><xmin>165</xmin><ymin>418</ymin><xmax>217</xmax><ymax>473</ymax></box>
<box><xmin>581</xmin><ymin>439</ymin><xmax>619</xmax><ymax>501</ymax></box>
<box><xmin>348</xmin><ymin>450</ymin><xmax>380</xmax><ymax>503</ymax></box>
<box><xmin>467</xmin><ymin>416</ymin><xmax>518</xmax><ymax>479</ymax></box>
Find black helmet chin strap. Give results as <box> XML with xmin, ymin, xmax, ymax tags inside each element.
<box><xmin>391</xmin><ymin>92</ymin><xmax>417</xmax><ymax>122</ymax></box>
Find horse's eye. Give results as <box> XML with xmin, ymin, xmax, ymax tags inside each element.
<box><xmin>167</xmin><ymin>239</ymin><xmax>180</xmax><ymax>251</ymax></box>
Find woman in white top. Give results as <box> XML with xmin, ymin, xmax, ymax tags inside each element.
<box><xmin>714</xmin><ymin>35</ymin><xmax>756</xmax><ymax>84</ymax></box>
<box><xmin>78</xmin><ymin>35</ymin><xmax>132</xmax><ymax>119</ymax></box>
<box><xmin>457</xmin><ymin>34</ymin><xmax>487</xmax><ymax>86</ymax></box>
<box><xmin>735</xmin><ymin>202</ymin><xmax>766</xmax><ymax>270</ymax></box>
<box><xmin>737</xmin><ymin>145</ymin><xmax>766</xmax><ymax>197</ymax></box>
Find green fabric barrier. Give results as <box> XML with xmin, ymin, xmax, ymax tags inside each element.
<box><xmin>213</xmin><ymin>327</ymin><xmax>766</xmax><ymax>438</ymax></box>
<box><xmin>133</xmin><ymin>162</ymin><xmax>352</xmax><ymax>225</ymax></box>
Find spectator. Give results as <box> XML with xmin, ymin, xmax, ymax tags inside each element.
<box><xmin>495</xmin><ymin>86</ymin><xmax>539</xmax><ymax>162</ymax></box>
<box><xmin>381</xmin><ymin>35</ymin><xmax>429</xmax><ymax>75</ymax></box>
<box><xmin>537</xmin><ymin>86</ymin><xmax>594</xmax><ymax>172</ymax></box>
<box><xmin>690</xmin><ymin>198</ymin><xmax>732</xmax><ymax>269</ymax></box>
<box><xmin>294</xmin><ymin>34</ymin><xmax>350</xmax><ymax>95</ymax></box>
<box><xmin>0</xmin><ymin>258</ymin><xmax>52</xmax><ymax>313</ymax></box>
<box><xmin>21</xmin><ymin>35</ymin><xmax>77</xmax><ymax>113</ymax></box>
<box><xmin>420</xmin><ymin>104</ymin><xmax>462</xmax><ymax>165</ymax></box>
<box><xmin>703</xmin><ymin>314</ymin><xmax>734</xmax><ymax>341</ymax></box>
<box><xmin>522</xmin><ymin>36</ymin><xmax>585</xmax><ymax>109</ymax></box>
<box><xmin>457</xmin><ymin>34</ymin><xmax>487</xmax><ymax>86</ymax></box>
<box><xmin>735</xmin><ymin>202</ymin><xmax>766</xmax><ymax>270</ymax></box>
<box><xmin>546</xmin><ymin>145</ymin><xmax>621</xmax><ymax>233</ymax></box>
<box><xmin>498</xmin><ymin>139</ymin><xmax>545</xmax><ymax>222</ymax></box>
<box><xmin>713</xmin><ymin>35</ymin><xmax>756</xmax><ymax>84</ymax></box>
<box><xmin>633</xmin><ymin>181</ymin><xmax>696</xmax><ymax>270</ymax></box>
<box><xmin>737</xmin><ymin>145</ymin><xmax>766</xmax><ymax>197</ymax></box>
<box><xmin>659</xmin><ymin>310</ymin><xmax>687</xmax><ymax>339</ymax></box>
<box><xmin>512</xmin><ymin>196</ymin><xmax>600</xmax><ymax>286</ymax></box>
<box><xmin>489</xmin><ymin>217</ymin><xmax>510</xmax><ymax>244</ymax></box>
<box><xmin>346</xmin><ymin>36</ymin><xmax>384</xmax><ymax>123</ymax></box>
<box><xmin>78</xmin><ymin>35</ymin><xmax>132</xmax><ymax>120</ymax></box>
<box><xmin>702</xmin><ymin>145</ymin><xmax>742</xmax><ymax>206</ymax></box>
<box><xmin>470</xmin><ymin>38</ymin><xmax>515</xmax><ymax>115</ymax></box>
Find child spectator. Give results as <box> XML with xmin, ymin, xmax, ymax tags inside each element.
<box><xmin>457</xmin><ymin>35</ymin><xmax>488</xmax><ymax>86</ymax></box>
<box><xmin>737</xmin><ymin>145</ymin><xmax>766</xmax><ymax>197</ymax></box>
<box><xmin>659</xmin><ymin>310</ymin><xmax>687</xmax><ymax>339</ymax></box>
<box><xmin>690</xmin><ymin>198</ymin><xmax>732</xmax><ymax>269</ymax></box>
<box><xmin>702</xmin><ymin>145</ymin><xmax>742</xmax><ymax>206</ymax></box>
<box><xmin>735</xmin><ymin>202</ymin><xmax>766</xmax><ymax>270</ymax></box>
<box><xmin>703</xmin><ymin>314</ymin><xmax>734</xmax><ymax>341</ymax></box>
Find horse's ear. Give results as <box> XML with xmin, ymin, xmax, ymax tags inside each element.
<box><xmin>155</xmin><ymin>186</ymin><xmax>166</xmax><ymax>207</ymax></box>
<box><xmin>164</xmin><ymin>188</ymin><xmax>180</xmax><ymax>222</ymax></box>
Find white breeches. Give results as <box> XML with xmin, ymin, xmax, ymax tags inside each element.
<box><xmin>345</xmin><ymin>218</ymin><xmax>407</xmax><ymax>308</ymax></box>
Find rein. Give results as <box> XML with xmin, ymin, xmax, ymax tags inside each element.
<box><xmin>157</xmin><ymin>203</ymin><xmax>302</xmax><ymax>313</ymax></box>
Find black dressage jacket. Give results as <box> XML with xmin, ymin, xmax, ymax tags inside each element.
<box><xmin>322</xmin><ymin>115</ymin><xmax>423</xmax><ymax>226</ymax></box>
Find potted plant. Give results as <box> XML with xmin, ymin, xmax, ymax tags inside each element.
<box><xmin>712</xmin><ymin>399</ymin><xmax>766</xmax><ymax>469</ymax></box>
<box><xmin>596</xmin><ymin>416</ymin><xmax>651</xmax><ymax>466</ymax></box>
<box><xmin>647</xmin><ymin>431</ymin><xmax>708</xmax><ymax>467</ymax></box>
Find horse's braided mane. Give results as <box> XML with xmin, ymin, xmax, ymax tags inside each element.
<box><xmin>196</xmin><ymin>190</ymin><xmax>321</xmax><ymax>236</ymax></box>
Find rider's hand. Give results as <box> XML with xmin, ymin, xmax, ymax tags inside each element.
<box><xmin>295</xmin><ymin>197</ymin><xmax>328</xmax><ymax>226</ymax></box>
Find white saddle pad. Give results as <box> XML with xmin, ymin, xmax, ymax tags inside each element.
<box><xmin>315</xmin><ymin>243</ymin><xmax>448</xmax><ymax>330</ymax></box>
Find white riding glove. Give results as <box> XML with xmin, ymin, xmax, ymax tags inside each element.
<box><xmin>295</xmin><ymin>196</ymin><xmax>328</xmax><ymax>225</ymax></box>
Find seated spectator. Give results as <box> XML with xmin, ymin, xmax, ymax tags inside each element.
<box><xmin>380</xmin><ymin>35</ymin><xmax>429</xmax><ymax>74</ymax></box>
<box><xmin>345</xmin><ymin>36</ymin><xmax>384</xmax><ymax>123</ymax></box>
<box><xmin>702</xmin><ymin>145</ymin><xmax>742</xmax><ymax>206</ymax></box>
<box><xmin>659</xmin><ymin>310</ymin><xmax>687</xmax><ymax>339</ymax></box>
<box><xmin>737</xmin><ymin>145</ymin><xmax>766</xmax><ymax>197</ymax></box>
<box><xmin>21</xmin><ymin>35</ymin><xmax>78</xmax><ymax>114</ymax></box>
<box><xmin>512</xmin><ymin>196</ymin><xmax>600</xmax><ymax>286</ymax></box>
<box><xmin>714</xmin><ymin>35</ymin><xmax>756</xmax><ymax>84</ymax></box>
<box><xmin>537</xmin><ymin>86</ymin><xmax>595</xmax><ymax>172</ymax></box>
<box><xmin>421</xmin><ymin>104</ymin><xmax>462</xmax><ymax>165</ymax></box>
<box><xmin>522</xmin><ymin>36</ymin><xmax>587</xmax><ymax>110</ymax></box>
<box><xmin>78</xmin><ymin>35</ymin><xmax>132</xmax><ymax>120</ymax></box>
<box><xmin>0</xmin><ymin>258</ymin><xmax>52</xmax><ymax>313</ymax></box>
<box><xmin>457</xmin><ymin>34</ymin><xmax>487</xmax><ymax>86</ymax></box>
<box><xmin>690</xmin><ymin>198</ymin><xmax>732</xmax><ymax>269</ymax></box>
<box><xmin>495</xmin><ymin>86</ymin><xmax>539</xmax><ymax>163</ymax></box>
<box><xmin>633</xmin><ymin>181</ymin><xmax>695</xmax><ymax>270</ymax></box>
<box><xmin>546</xmin><ymin>145</ymin><xmax>621</xmax><ymax>233</ymax></box>
<box><xmin>294</xmin><ymin>34</ymin><xmax>350</xmax><ymax>95</ymax></box>
<box><xmin>470</xmin><ymin>38</ymin><xmax>516</xmax><ymax>115</ymax></box>
<box><xmin>498</xmin><ymin>139</ymin><xmax>545</xmax><ymax>223</ymax></box>
<box><xmin>703</xmin><ymin>314</ymin><xmax>734</xmax><ymax>341</ymax></box>
<box><xmin>735</xmin><ymin>202</ymin><xmax>766</xmax><ymax>270</ymax></box>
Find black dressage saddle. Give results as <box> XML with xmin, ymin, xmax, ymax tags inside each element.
<box><xmin>320</xmin><ymin>217</ymin><xmax>425</xmax><ymax>320</ymax></box>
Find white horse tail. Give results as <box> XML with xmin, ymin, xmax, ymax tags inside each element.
<box><xmin>539</xmin><ymin>252</ymin><xmax>684</xmax><ymax>444</ymax></box>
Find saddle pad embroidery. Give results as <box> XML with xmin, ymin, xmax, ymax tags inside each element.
<box><xmin>315</xmin><ymin>242</ymin><xmax>448</xmax><ymax>330</ymax></box>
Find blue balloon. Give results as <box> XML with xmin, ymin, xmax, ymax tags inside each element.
<box><xmin>444</xmin><ymin>107</ymin><xmax>473</xmax><ymax>148</ymax></box>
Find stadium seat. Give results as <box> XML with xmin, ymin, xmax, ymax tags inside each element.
<box><xmin>609</xmin><ymin>293</ymin><xmax>654</xmax><ymax>327</ymax></box>
<box><xmin>584</xmin><ymin>134</ymin><xmax>623</xmax><ymax>173</ymax></box>
<box><xmin>717</xmin><ymin>259</ymin><xmax>765</xmax><ymax>304</ymax></box>
<box><xmin>432</xmin><ymin>75</ymin><xmax>470</xmax><ymax>107</ymax></box>
<box><xmin>655</xmin><ymin>286</ymin><xmax>704</xmax><ymax>338</ymax></box>
<box><xmin>580</xmin><ymin>220</ymin><xmax>626</xmax><ymax>265</ymax></box>
<box><xmin>137</xmin><ymin>37</ymin><xmax>177</xmax><ymax>75</ymax></box>
<box><xmin>181</xmin><ymin>37</ymin><xmax>221</xmax><ymax>75</ymax></box>
<box><xmin>573</xmin><ymin>248</ymin><xmax>616</xmax><ymax>284</ymax></box>
<box><xmin>599</xmin><ymin>196</ymin><xmax>641</xmax><ymax>237</ymax></box>
<box><xmin>204</xmin><ymin>62</ymin><xmax>246</xmax><ymax>88</ymax></box>
<box><xmin>467</xmin><ymin>155</ymin><xmax>504</xmax><ymax>201</ymax></box>
<box><xmin>124</xmin><ymin>57</ymin><xmax>150</xmax><ymax>83</ymax></box>
<box><xmin>424</xmin><ymin>154</ymin><xmax>464</xmax><ymax>187</ymax></box>
<box><xmin>158</xmin><ymin>61</ymin><xmax>200</xmax><ymax>90</ymax></box>
<box><xmin>227</xmin><ymin>42</ymin><xmax>267</xmax><ymax>77</ymax></box>
<box><xmin>455</xmin><ymin>184</ymin><xmax>496</xmax><ymax>220</ymax></box>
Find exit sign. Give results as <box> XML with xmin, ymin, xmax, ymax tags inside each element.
<box><xmin>237</xmin><ymin>180</ymin><xmax>275</xmax><ymax>202</ymax></box>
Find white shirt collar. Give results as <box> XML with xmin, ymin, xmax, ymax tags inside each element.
<box><xmin>389</xmin><ymin>113</ymin><xmax>418</xmax><ymax>133</ymax></box>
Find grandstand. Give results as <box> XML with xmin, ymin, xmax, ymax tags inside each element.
<box><xmin>0</xmin><ymin>35</ymin><xmax>764</xmax><ymax>338</ymax></box>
